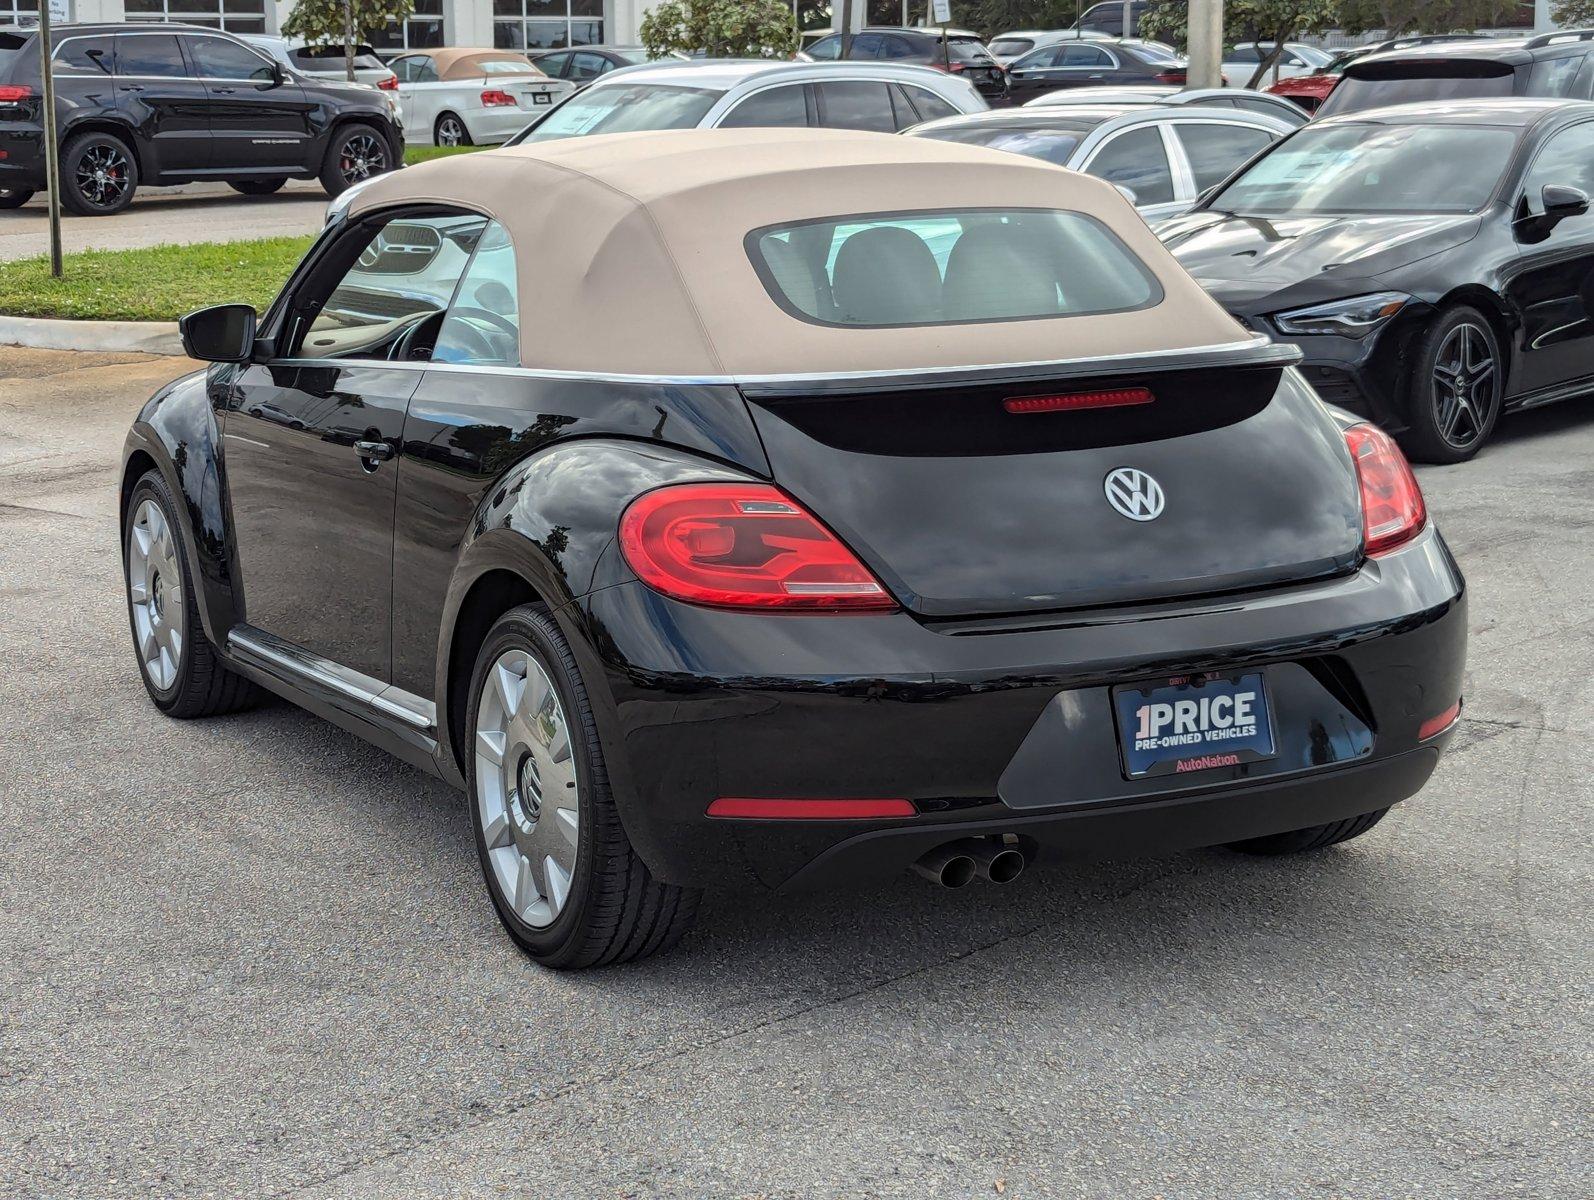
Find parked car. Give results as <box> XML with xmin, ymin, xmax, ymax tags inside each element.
<box><xmin>1316</xmin><ymin>31</ymin><xmax>1594</xmax><ymax>118</ymax></box>
<box><xmin>1221</xmin><ymin>41</ymin><xmax>1333</xmax><ymax>88</ymax></box>
<box><xmin>242</xmin><ymin>36</ymin><xmax>403</xmax><ymax>130</ymax></box>
<box><xmin>1073</xmin><ymin>0</ymin><xmax>1151</xmax><ymax>38</ymax></box>
<box><xmin>529</xmin><ymin>45</ymin><xmax>683</xmax><ymax>85</ymax></box>
<box><xmin>1265</xmin><ymin>34</ymin><xmax>1493</xmax><ymax>114</ymax></box>
<box><xmin>1004</xmin><ymin>37</ymin><xmax>1189</xmax><ymax>103</ymax></box>
<box><xmin>0</xmin><ymin>21</ymin><xmax>402</xmax><ymax>214</ymax></box>
<box><xmin>1158</xmin><ymin>98</ymin><xmax>1594</xmax><ymax>462</ymax></box>
<box><xmin>1027</xmin><ymin>84</ymin><xmax>1308</xmax><ymax>126</ymax></box>
<box><xmin>129</xmin><ymin>128</ymin><xmax>1464</xmax><ymax>966</ymax></box>
<box><xmin>802</xmin><ymin>27</ymin><xmax>1007</xmax><ymax>104</ymax></box>
<box><xmin>502</xmin><ymin>61</ymin><xmax>985</xmax><ymax>147</ymax></box>
<box><xmin>903</xmin><ymin>105</ymin><xmax>1290</xmax><ymax>219</ymax></box>
<box><xmin>987</xmin><ymin>28</ymin><xmax>1111</xmax><ymax>68</ymax></box>
<box><xmin>387</xmin><ymin>47</ymin><xmax>573</xmax><ymax>146</ymax></box>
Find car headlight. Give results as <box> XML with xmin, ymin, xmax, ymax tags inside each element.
<box><xmin>1272</xmin><ymin>292</ymin><xmax>1411</xmax><ymax>338</ymax></box>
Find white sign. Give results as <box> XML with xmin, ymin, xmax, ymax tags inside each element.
<box><xmin>48</xmin><ymin>0</ymin><xmax>71</xmax><ymax>22</ymax></box>
<box><xmin>931</xmin><ymin>0</ymin><xmax>951</xmax><ymax>24</ymax></box>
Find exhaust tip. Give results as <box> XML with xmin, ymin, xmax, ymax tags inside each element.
<box><xmin>986</xmin><ymin>848</ymin><xmax>1025</xmax><ymax>885</ymax></box>
<box><xmin>941</xmin><ymin>854</ymin><xmax>976</xmax><ymax>889</ymax></box>
<box><xmin>911</xmin><ymin>845</ymin><xmax>977</xmax><ymax>888</ymax></box>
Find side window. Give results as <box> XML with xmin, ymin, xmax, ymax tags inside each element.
<box><xmin>900</xmin><ymin>84</ymin><xmax>959</xmax><ymax>122</ymax></box>
<box><xmin>114</xmin><ymin>34</ymin><xmax>191</xmax><ymax>79</ymax></box>
<box><xmin>1572</xmin><ymin>53</ymin><xmax>1594</xmax><ymax>100</ymax></box>
<box><xmin>1530</xmin><ymin>54</ymin><xmax>1583</xmax><ymax>97</ymax></box>
<box><xmin>188</xmin><ymin>37</ymin><xmax>276</xmax><ymax>82</ymax></box>
<box><xmin>1084</xmin><ymin>125</ymin><xmax>1174</xmax><ymax>204</ymax></box>
<box><xmin>537</xmin><ymin>52</ymin><xmax>571</xmax><ymax>78</ymax></box>
<box><xmin>879</xmin><ymin>36</ymin><xmax>915</xmax><ymax>60</ymax></box>
<box><xmin>1522</xmin><ymin>121</ymin><xmax>1594</xmax><ymax>226</ymax></box>
<box><xmin>393</xmin><ymin>55</ymin><xmax>438</xmax><ymax>83</ymax></box>
<box><xmin>290</xmin><ymin>214</ymin><xmax>489</xmax><ymax>361</ymax></box>
<box><xmin>720</xmin><ymin>85</ymin><xmax>809</xmax><ymax>129</ymax></box>
<box><xmin>569</xmin><ymin>52</ymin><xmax>608</xmax><ymax>81</ymax></box>
<box><xmin>1173</xmin><ymin>123</ymin><xmax>1275</xmax><ymax>192</ymax></box>
<box><xmin>433</xmin><ymin>221</ymin><xmax>519</xmax><ymax>366</ymax></box>
<box><xmin>850</xmin><ymin>33</ymin><xmax>885</xmax><ymax>59</ymax></box>
<box><xmin>1060</xmin><ymin>44</ymin><xmax>1111</xmax><ymax>68</ymax></box>
<box><xmin>54</xmin><ymin>37</ymin><xmax>114</xmax><ymax>77</ymax></box>
<box><xmin>816</xmin><ymin>80</ymin><xmax>896</xmax><ymax>132</ymax></box>
<box><xmin>806</xmin><ymin>36</ymin><xmax>840</xmax><ymax>61</ymax></box>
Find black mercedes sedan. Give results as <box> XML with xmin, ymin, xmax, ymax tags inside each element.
<box><xmin>122</xmin><ymin>130</ymin><xmax>1465</xmax><ymax>968</ymax></box>
<box><xmin>1157</xmin><ymin>99</ymin><xmax>1594</xmax><ymax>462</ymax></box>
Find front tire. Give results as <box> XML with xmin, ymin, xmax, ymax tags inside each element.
<box><xmin>434</xmin><ymin>113</ymin><xmax>472</xmax><ymax>147</ymax></box>
<box><xmin>319</xmin><ymin>122</ymin><xmax>393</xmax><ymax>197</ymax></box>
<box><xmin>466</xmin><ymin>604</ymin><xmax>700</xmax><ymax>968</ymax></box>
<box><xmin>229</xmin><ymin>177</ymin><xmax>287</xmax><ymax>196</ymax></box>
<box><xmin>60</xmin><ymin>131</ymin><xmax>138</xmax><ymax>216</ymax></box>
<box><xmin>1225</xmin><ymin>807</ymin><xmax>1389</xmax><ymax>856</ymax></box>
<box><xmin>0</xmin><ymin>186</ymin><xmax>33</xmax><ymax>209</ymax></box>
<box><xmin>123</xmin><ymin>470</ymin><xmax>260</xmax><ymax>718</ymax></box>
<box><xmin>1399</xmin><ymin>305</ymin><xmax>1503</xmax><ymax>464</ymax></box>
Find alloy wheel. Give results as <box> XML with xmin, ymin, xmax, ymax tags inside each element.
<box><xmin>474</xmin><ymin>647</ymin><xmax>580</xmax><ymax>929</ymax></box>
<box><xmin>1431</xmin><ymin>322</ymin><xmax>1496</xmax><ymax>451</ymax></box>
<box><xmin>338</xmin><ymin>133</ymin><xmax>387</xmax><ymax>185</ymax></box>
<box><xmin>127</xmin><ymin>498</ymin><xmax>184</xmax><ymax>692</ymax></box>
<box><xmin>75</xmin><ymin>143</ymin><xmax>131</xmax><ymax>210</ymax></box>
<box><xmin>437</xmin><ymin>117</ymin><xmax>464</xmax><ymax>147</ymax></box>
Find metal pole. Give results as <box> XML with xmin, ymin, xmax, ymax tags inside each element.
<box><xmin>1187</xmin><ymin>0</ymin><xmax>1224</xmax><ymax>89</ymax></box>
<box><xmin>39</xmin><ymin>0</ymin><xmax>63</xmax><ymax>278</ymax></box>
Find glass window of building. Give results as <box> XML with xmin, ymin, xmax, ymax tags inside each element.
<box><xmin>494</xmin><ymin>0</ymin><xmax>604</xmax><ymax>50</ymax></box>
<box><xmin>370</xmin><ymin>0</ymin><xmax>445</xmax><ymax>53</ymax></box>
<box><xmin>122</xmin><ymin>0</ymin><xmax>268</xmax><ymax>35</ymax></box>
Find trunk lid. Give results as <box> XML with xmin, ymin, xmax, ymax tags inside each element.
<box><xmin>744</xmin><ymin>363</ymin><xmax>1363</xmax><ymax>618</ymax></box>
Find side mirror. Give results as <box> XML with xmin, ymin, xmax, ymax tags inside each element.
<box><xmin>1515</xmin><ymin>182</ymin><xmax>1589</xmax><ymax>242</ymax></box>
<box><xmin>179</xmin><ymin>304</ymin><xmax>256</xmax><ymax>363</ymax></box>
<box><xmin>271</xmin><ymin>61</ymin><xmax>286</xmax><ymax>87</ymax></box>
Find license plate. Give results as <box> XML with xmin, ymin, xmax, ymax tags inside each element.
<box><xmin>1113</xmin><ymin>672</ymin><xmax>1276</xmax><ymax>779</ymax></box>
<box><xmin>529</xmin><ymin>92</ymin><xmax>552</xmax><ymax>105</ymax></box>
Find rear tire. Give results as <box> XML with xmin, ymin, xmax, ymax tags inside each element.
<box><xmin>1398</xmin><ymin>305</ymin><xmax>1502</xmax><ymax>464</ymax></box>
<box><xmin>319</xmin><ymin>122</ymin><xmax>393</xmax><ymax>197</ymax></box>
<box><xmin>1225</xmin><ymin>807</ymin><xmax>1389</xmax><ymax>856</ymax></box>
<box><xmin>229</xmin><ymin>177</ymin><xmax>287</xmax><ymax>196</ymax></box>
<box><xmin>466</xmin><ymin>604</ymin><xmax>701</xmax><ymax>968</ymax></box>
<box><xmin>123</xmin><ymin>470</ymin><xmax>261</xmax><ymax>718</ymax></box>
<box><xmin>434</xmin><ymin>113</ymin><xmax>472</xmax><ymax>147</ymax></box>
<box><xmin>59</xmin><ymin>131</ymin><xmax>138</xmax><ymax>216</ymax></box>
<box><xmin>0</xmin><ymin>187</ymin><xmax>33</xmax><ymax>209</ymax></box>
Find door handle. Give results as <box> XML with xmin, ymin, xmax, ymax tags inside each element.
<box><xmin>353</xmin><ymin>440</ymin><xmax>393</xmax><ymax>462</ymax></box>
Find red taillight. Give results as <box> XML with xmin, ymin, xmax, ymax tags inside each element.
<box><xmin>1417</xmin><ymin>700</ymin><xmax>1461</xmax><ymax>741</ymax></box>
<box><xmin>1153</xmin><ymin>70</ymin><xmax>1187</xmax><ymax>84</ymax></box>
<box><xmin>618</xmin><ymin>482</ymin><xmax>896</xmax><ymax>612</ymax></box>
<box><xmin>0</xmin><ymin>84</ymin><xmax>33</xmax><ymax>102</ymax></box>
<box><xmin>480</xmin><ymin>88</ymin><xmax>515</xmax><ymax>107</ymax></box>
<box><xmin>1345</xmin><ymin>422</ymin><xmax>1426</xmax><ymax>556</ymax></box>
<box><xmin>707</xmin><ymin>797</ymin><xmax>916</xmax><ymax>819</ymax></box>
<box><xmin>1004</xmin><ymin>387</ymin><xmax>1153</xmax><ymax>414</ymax></box>
<box><xmin>376</xmin><ymin>75</ymin><xmax>399</xmax><ymax>90</ymax></box>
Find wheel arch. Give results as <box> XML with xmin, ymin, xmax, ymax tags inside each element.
<box><xmin>1433</xmin><ymin>285</ymin><xmax>1517</xmax><ymax>395</ymax></box>
<box><xmin>60</xmin><ymin>118</ymin><xmax>145</xmax><ymax>175</ymax></box>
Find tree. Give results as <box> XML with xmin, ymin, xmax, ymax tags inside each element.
<box><xmin>282</xmin><ymin>0</ymin><xmax>415</xmax><ymax>81</ymax></box>
<box><xmin>640</xmin><ymin>0</ymin><xmax>800</xmax><ymax>59</ymax></box>
<box><xmin>1336</xmin><ymin>1</ymin><xmax>1521</xmax><ymax>33</ymax></box>
<box><xmin>1553</xmin><ymin>0</ymin><xmax>1594</xmax><ymax>24</ymax></box>
<box><xmin>1143</xmin><ymin>1</ymin><xmax>1344</xmax><ymax>86</ymax></box>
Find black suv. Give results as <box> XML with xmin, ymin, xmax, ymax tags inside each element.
<box><xmin>0</xmin><ymin>22</ymin><xmax>402</xmax><ymax>215</ymax></box>
<box><xmin>1318</xmin><ymin>30</ymin><xmax>1594</xmax><ymax>118</ymax></box>
<box><xmin>804</xmin><ymin>27</ymin><xmax>1008</xmax><ymax>104</ymax></box>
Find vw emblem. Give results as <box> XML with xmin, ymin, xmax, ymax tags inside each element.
<box><xmin>1104</xmin><ymin>467</ymin><xmax>1165</xmax><ymax>522</ymax></box>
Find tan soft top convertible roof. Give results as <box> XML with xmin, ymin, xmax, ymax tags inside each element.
<box><xmin>345</xmin><ymin>128</ymin><xmax>1252</xmax><ymax>379</ymax></box>
<box><xmin>422</xmin><ymin>48</ymin><xmax>541</xmax><ymax>80</ymax></box>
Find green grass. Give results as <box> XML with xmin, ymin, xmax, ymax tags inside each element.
<box><xmin>404</xmin><ymin>144</ymin><xmax>485</xmax><ymax>166</ymax></box>
<box><xmin>0</xmin><ymin>236</ymin><xmax>313</xmax><ymax>322</ymax></box>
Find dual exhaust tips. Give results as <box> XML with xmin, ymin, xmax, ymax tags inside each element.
<box><xmin>911</xmin><ymin>838</ymin><xmax>1027</xmax><ymax>889</ymax></box>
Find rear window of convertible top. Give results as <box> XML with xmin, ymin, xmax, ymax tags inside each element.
<box><xmin>747</xmin><ymin>209</ymin><xmax>1162</xmax><ymax>328</ymax></box>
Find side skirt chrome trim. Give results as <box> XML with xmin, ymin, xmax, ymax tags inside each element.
<box><xmin>227</xmin><ymin>626</ymin><xmax>437</xmax><ymax>735</ymax></box>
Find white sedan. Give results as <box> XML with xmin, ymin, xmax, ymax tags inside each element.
<box><xmin>1222</xmin><ymin>42</ymin><xmax>1334</xmax><ymax>88</ymax></box>
<box><xmin>388</xmin><ymin>48</ymin><xmax>575</xmax><ymax>147</ymax></box>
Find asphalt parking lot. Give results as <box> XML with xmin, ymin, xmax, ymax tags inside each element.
<box><xmin>1</xmin><ymin>346</ymin><xmax>1589</xmax><ymax>1198</ymax></box>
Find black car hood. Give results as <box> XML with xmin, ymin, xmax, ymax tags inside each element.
<box><xmin>1156</xmin><ymin>211</ymin><xmax>1482</xmax><ymax>308</ymax></box>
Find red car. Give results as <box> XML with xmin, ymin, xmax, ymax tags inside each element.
<box><xmin>1266</xmin><ymin>70</ymin><xmax>1339</xmax><ymax>112</ymax></box>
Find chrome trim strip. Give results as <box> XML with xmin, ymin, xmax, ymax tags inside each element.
<box><xmin>227</xmin><ymin>627</ymin><xmax>435</xmax><ymax>733</ymax></box>
<box><xmin>259</xmin><ymin>336</ymin><xmax>1295</xmax><ymax>390</ymax></box>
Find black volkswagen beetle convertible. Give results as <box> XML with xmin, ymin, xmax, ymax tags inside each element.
<box><xmin>121</xmin><ymin>130</ymin><xmax>1466</xmax><ymax>967</ymax></box>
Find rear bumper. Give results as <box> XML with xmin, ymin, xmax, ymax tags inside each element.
<box><xmin>463</xmin><ymin>105</ymin><xmax>541</xmax><ymax>145</ymax></box>
<box><xmin>573</xmin><ymin>525</ymin><xmax>1466</xmax><ymax>891</ymax></box>
<box><xmin>0</xmin><ymin>124</ymin><xmax>45</xmax><ymax>190</ymax></box>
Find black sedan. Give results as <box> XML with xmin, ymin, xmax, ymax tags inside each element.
<box><xmin>1005</xmin><ymin>37</ymin><xmax>1189</xmax><ymax>104</ymax></box>
<box><xmin>1158</xmin><ymin>99</ymin><xmax>1594</xmax><ymax>462</ymax></box>
<box><xmin>122</xmin><ymin>130</ymin><xmax>1465</xmax><ymax>967</ymax></box>
<box><xmin>528</xmin><ymin>45</ymin><xmax>661</xmax><ymax>85</ymax></box>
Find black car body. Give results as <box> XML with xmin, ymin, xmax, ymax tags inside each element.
<box><xmin>1317</xmin><ymin>31</ymin><xmax>1594</xmax><ymax>118</ymax></box>
<box><xmin>1074</xmin><ymin>1</ymin><xmax>1151</xmax><ymax>38</ymax></box>
<box><xmin>804</xmin><ymin>27</ymin><xmax>1008</xmax><ymax>103</ymax></box>
<box><xmin>1158</xmin><ymin>99</ymin><xmax>1594</xmax><ymax>461</ymax></box>
<box><xmin>120</xmin><ymin>131</ymin><xmax>1465</xmax><ymax>967</ymax></box>
<box><xmin>529</xmin><ymin>45</ymin><xmax>656</xmax><ymax>85</ymax></box>
<box><xmin>0</xmin><ymin>22</ymin><xmax>402</xmax><ymax>214</ymax></box>
<box><xmin>1005</xmin><ymin>37</ymin><xmax>1188</xmax><ymax>103</ymax></box>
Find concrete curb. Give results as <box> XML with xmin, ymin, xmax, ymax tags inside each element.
<box><xmin>0</xmin><ymin>315</ymin><xmax>183</xmax><ymax>356</ymax></box>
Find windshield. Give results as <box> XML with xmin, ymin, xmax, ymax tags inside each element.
<box><xmin>1210</xmin><ymin>123</ymin><xmax>1517</xmax><ymax>216</ymax></box>
<box><xmin>0</xmin><ymin>31</ymin><xmax>27</xmax><ymax>76</ymax></box>
<box><xmin>615</xmin><ymin>48</ymin><xmax>651</xmax><ymax>65</ymax></box>
<box><xmin>1131</xmin><ymin>42</ymin><xmax>1183</xmax><ymax>63</ymax></box>
<box><xmin>520</xmin><ymin>83</ymin><xmax>722</xmax><ymax>141</ymax></box>
<box><xmin>947</xmin><ymin>37</ymin><xmax>995</xmax><ymax>63</ymax></box>
<box><xmin>913</xmin><ymin>125</ymin><xmax>1087</xmax><ymax>167</ymax></box>
<box><xmin>1316</xmin><ymin>67</ymin><xmax>1513</xmax><ymax>116</ymax></box>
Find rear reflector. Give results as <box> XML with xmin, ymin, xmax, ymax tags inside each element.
<box><xmin>1004</xmin><ymin>387</ymin><xmax>1154</xmax><ymax>414</ymax></box>
<box><xmin>707</xmin><ymin>797</ymin><xmax>916</xmax><ymax>819</ymax></box>
<box><xmin>618</xmin><ymin>482</ymin><xmax>896</xmax><ymax>611</ymax></box>
<box><xmin>1345</xmin><ymin>422</ymin><xmax>1426</xmax><ymax>556</ymax></box>
<box><xmin>1418</xmin><ymin>700</ymin><xmax>1461</xmax><ymax>741</ymax></box>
